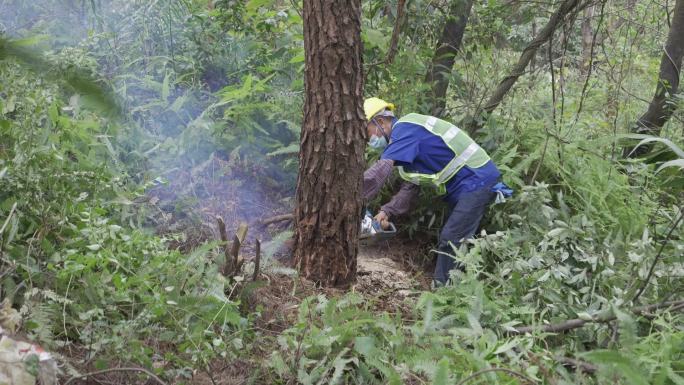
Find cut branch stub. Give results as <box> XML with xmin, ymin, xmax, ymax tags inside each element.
<box><xmin>253</xmin><ymin>239</ymin><xmax>261</xmax><ymax>282</ymax></box>
<box><xmin>227</xmin><ymin>223</ymin><xmax>248</xmax><ymax>276</ymax></box>
<box><xmin>216</xmin><ymin>216</ymin><xmax>231</xmax><ymax>275</ymax></box>
<box><xmin>216</xmin><ymin>217</ymin><xmax>248</xmax><ymax>277</ymax></box>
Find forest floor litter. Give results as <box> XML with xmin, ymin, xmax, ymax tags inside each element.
<box><xmin>56</xmin><ymin>166</ymin><xmax>435</xmax><ymax>384</ymax></box>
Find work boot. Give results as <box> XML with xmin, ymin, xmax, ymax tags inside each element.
<box><xmin>430</xmin><ymin>279</ymin><xmax>444</xmax><ymax>291</ymax></box>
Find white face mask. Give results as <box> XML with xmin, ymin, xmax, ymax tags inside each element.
<box><xmin>368</xmin><ymin>118</ymin><xmax>389</xmax><ymax>149</ymax></box>
<box><xmin>369</xmin><ymin>135</ymin><xmax>388</xmax><ymax>149</ymax></box>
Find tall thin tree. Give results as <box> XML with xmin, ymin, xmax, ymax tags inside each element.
<box><xmin>424</xmin><ymin>0</ymin><xmax>474</xmax><ymax>117</ymax></box>
<box><xmin>466</xmin><ymin>0</ymin><xmax>585</xmax><ymax>134</ymax></box>
<box><xmin>626</xmin><ymin>0</ymin><xmax>684</xmax><ymax>157</ymax></box>
<box><xmin>293</xmin><ymin>0</ymin><xmax>366</xmax><ymax>287</ymax></box>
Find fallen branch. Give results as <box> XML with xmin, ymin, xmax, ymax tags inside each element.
<box><xmin>631</xmin><ymin>299</ymin><xmax>684</xmax><ymax>317</ymax></box>
<box><xmin>64</xmin><ymin>367</ymin><xmax>167</xmax><ymax>385</ymax></box>
<box><xmin>456</xmin><ymin>367</ymin><xmax>536</xmax><ymax>385</ymax></box>
<box><xmin>557</xmin><ymin>356</ymin><xmax>598</xmax><ymax>374</ymax></box>
<box><xmin>216</xmin><ymin>216</ymin><xmax>232</xmax><ymax>275</ymax></box>
<box><xmin>260</xmin><ymin>213</ymin><xmax>294</xmax><ymax>227</ymax></box>
<box><xmin>510</xmin><ymin>299</ymin><xmax>684</xmax><ymax>335</ymax></box>
<box><xmin>0</xmin><ymin>202</ymin><xmax>17</xmax><ymax>236</ymax></box>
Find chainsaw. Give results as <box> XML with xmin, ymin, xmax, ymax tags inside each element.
<box><xmin>359</xmin><ymin>210</ymin><xmax>397</xmax><ymax>245</ymax></box>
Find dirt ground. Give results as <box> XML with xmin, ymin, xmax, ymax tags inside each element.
<box><xmin>243</xmin><ymin>236</ymin><xmax>433</xmax><ymax>333</ymax></box>
<box><xmin>189</xmin><ymin>240</ymin><xmax>433</xmax><ymax>385</ymax></box>
<box><xmin>355</xmin><ymin>239</ymin><xmax>433</xmax><ymax>302</ymax></box>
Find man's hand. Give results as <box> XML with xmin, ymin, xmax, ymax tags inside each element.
<box><xmin>374</xmin><ymin>211</ymin><xmax>391</xmax><ymax>230</ymax></box>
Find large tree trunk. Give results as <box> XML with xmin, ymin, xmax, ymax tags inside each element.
<box><xmin>294</xmin><ymin>0</ymin><xmax>366</xmax><ymax>287</ymax></box>
<box><xmin>466</xmin><ymin>0</ymin><xmax>583</xmax><ymax>134</ymax></box>
<box><xmin>626</xmin><ymin>0</ymin><xmax>684</xmax><ymax>157</ymax></box>
<box><xmin>424</xmin><ymin>0</ymin><xmax>474</xmax><ymax>117</ymax></box>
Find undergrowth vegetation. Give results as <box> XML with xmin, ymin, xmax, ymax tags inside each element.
<box><xmin>0</xmin><ymin>0</ymin><xmax>682</xmax><ymax>384</ymax></box>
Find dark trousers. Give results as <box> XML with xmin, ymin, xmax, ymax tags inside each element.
<box><xmin>433</xmin><ymin>186</ymin><xmax>496</xmax><ymax>284</ymax></box>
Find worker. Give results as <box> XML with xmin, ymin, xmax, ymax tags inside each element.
<box><xmin>362</xmin><ymin>97</ymin><xmax>502</xmax><ymax>286</ymax></box>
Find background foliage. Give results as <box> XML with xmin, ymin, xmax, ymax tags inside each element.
<box><xmin>0</xmin><ymin>0</ymin><xmax>682</xmax><ymax>383</ymax></box>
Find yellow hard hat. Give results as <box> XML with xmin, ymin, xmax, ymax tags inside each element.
<box><xmin>364</xmin><ymin>97</ymin><xmax>395</xmax><ymax>121</ymax></box>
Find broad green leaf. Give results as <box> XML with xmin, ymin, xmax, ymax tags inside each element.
<box><xmin>289</xmin><ymin>51</ymin><xmax>305</xmax><ymax>63</ymax></box>
<box><xmin>246</xmin><ymin>0</ymin><xmax>274</xmax><ymax>12</ymax></box>
<box><xmin>12</xmin><ymin>35</ymin><xmax>50</xmax><ymax>47</ymax></box>
<box><xmin>328</xmin><ymin>348</ymin><xmax>355</xmax><ymax>385</ymax></box>
<box><xmin>547</xmin><ymin>227</ymin><xmax>567</xmax><ymax>238</ymax></box>
<box><xmin>668</xmin><ymin>367</ymin><xmax>684</xmax><ymax>385</ymax></box>
<box><xmin>364</xmin><ymin>29</ymin><xmax>389</xmax><ymax>49</ymax></box>
<box><xmin>267</xmin><ymin>143</ymin><xmax>299</xmax><ymax>156</ymax></box>
<box><xmin>161</xmin><ymin>71</ymin><xmax>171</xmax><ymax>102</ymax></box>
<box><xmin>170</xmin><ymin>93</ymin><xmax>187</xmax><ymax>112</ymax></box>
<box><xmin>354</xmin><ymin>336</ymin><xmax>375</xmax><ymax>356</ymax></box>
<box><xmin>582</xmin><ymin>350</ymin><xmax>648</xmax><ymax>385</ymax></box>
<box><xmin>656</xmin><ymin>159</ymin><xmax>684</xmax><ymax>173</ymax></box>
<box><xmin>625</xmin><ymin>134</ymin><xmax>684</xmax><ymax>158</ymax></box>
<box><xmin>433</xmin><ymin>358</ymin><xmax>449</xmax><ymax>385</ymax></box>
<box><xmin>493</xmin><ymin>338</ymin><xmax>519</xmax><ymax>355</ymax></box>
<box><xmin>0</xmin><ymin>37</ymin><xmax>121</xmax><ymax>116</ymax></box>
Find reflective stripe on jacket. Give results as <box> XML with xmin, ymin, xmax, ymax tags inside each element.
<box><xmin>395</xmin><ymin>113</ymin><xmax>490</xmax><ymax>195</ymax></box>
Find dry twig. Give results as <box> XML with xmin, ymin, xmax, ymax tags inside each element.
<box><xmin>558</xmin><ymin>356</ymin><xmax>598</xmax><ymax>374</ymax></box>
<box><xmin>260</xmin><ymin>213</ymin><xmax>294</xmax><ymax>227</ymax></box>
<box><xmin>0</xmin><ymin>202</ymin><xmax>17</xmax><ymax>236</ymax></box>
<box><xmin>456</xmin><ymin>367</ymin><xmax>536</xmax><ymax>385</ymax></box>
<box><xmin>64</xmin><ymin>367</ymin><xmax>167</xmax><ymax>385</ymax></box>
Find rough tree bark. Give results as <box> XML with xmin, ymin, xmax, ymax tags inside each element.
<box><xmin>466</xmin><ymin>0</ymin><xmax>585</xmax><ymax>134</ymax></box>
<box><xmin>626</xmin><ymin>0</ymin><xmax>684</xmax><ymax>157</ymax></box>
<box><xmin>424</xmin><ymin>0</ymin><xmax>474</xmax><ymax>117</ymax></box>
<box><xmin>294</xmin><ymin>0</ymin><xmax>366</xmax><ymax>287</ymax></box>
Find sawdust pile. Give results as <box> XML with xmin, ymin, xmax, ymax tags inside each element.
<box><xmin>352</xmin><ymin>241</ymin><xmax>431</xmax><ymax>311</ymax></box>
